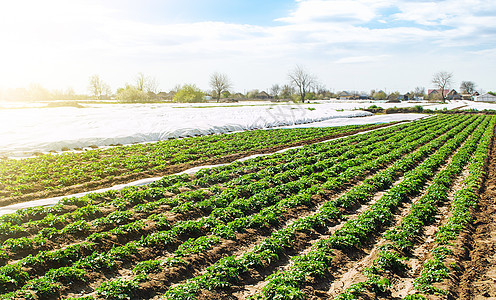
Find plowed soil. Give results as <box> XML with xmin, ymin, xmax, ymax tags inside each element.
<box><xmin>457</xmin><ymin>128</ymin><xmax>496</xmax><ymax>299</ymax></box>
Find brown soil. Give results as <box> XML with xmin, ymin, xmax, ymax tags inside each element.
<box><xmin>0</xmin><ymin>122</ymin><xmax>401</xmax><ymax>207</ymax></box>
<box><xmin>456</xmin><ymin>126</ymin><xmax>496</xmax><ymax>299</ymax></box>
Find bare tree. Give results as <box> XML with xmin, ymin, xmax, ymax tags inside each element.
<box><xmin>413</xmin><ymin>86</ymin><xmax>425</xmax><ymax>98</ymax></box>
<box><xmin>280</xmin><ymin>85</ymin><xmax>294</xmax><ymax>100</ymax></box>
<box><xmin>432</xmin><ymin>71</ymin><xmax>453</xmax><ymax>101</ymax></box>
<box><xmin>136</xmin><ymin>72</ymin><xmax>159</xmax><ymax>93</ymax></box>
<box><xmin>88</xmin><ymin>75</ymin><xmax>111</xmax><ymax>100</ymax></box>
<box><xmin>209</xmin><ymin>72</ymin><xmax>232</xmax><ymax>102</ymax></box>
<box><xmin>270</xmin><ymin>84</ymin><xmax>281</xmax><ymax>98</ymax></box>
<box><xmin>288</xmin><ymin>65</ymin><xmax>316</xmax><ymax>103</ymax></box>
<box><xmin>460</xmin><ymin>81</ymin><xmax>476</xmax><ymax>95</ymax></box>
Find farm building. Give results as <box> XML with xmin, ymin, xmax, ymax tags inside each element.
<box><xmin>474</xmin><ymin>93</ymin><xmax>496</xmax><ymax>102</ymax></box>
<box><xmin>338</xmin><ymin>91</ymin><xmax>353</xmax><ymax>100</ymax></box>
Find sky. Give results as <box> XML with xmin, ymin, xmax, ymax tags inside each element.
<box><xmin>0</xmin><ymin>0</ymin><xmax>495</xmax><ymax>95</ymax></box>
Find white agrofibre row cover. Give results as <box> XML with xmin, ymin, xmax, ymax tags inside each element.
<box><xmin>0</xmin><ymin>102</ymin><xmax>372</xmax><ymax>157</ymax></box>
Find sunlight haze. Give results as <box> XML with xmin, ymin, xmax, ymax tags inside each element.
<box><xmin>0</xmin><ymin>0</ymin><xmax>495</xmax><ymax>94</ymax></box>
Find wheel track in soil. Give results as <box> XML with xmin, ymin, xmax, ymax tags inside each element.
<box><xmin>457</xmin><ymin>124</ymin><xmax>496</xmax><ymax>300</ymax></box>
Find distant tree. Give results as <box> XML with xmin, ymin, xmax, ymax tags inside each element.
<box><xmin>174</xmin><ymin>84</ymin><xmax>205</xmax><ymax>103</ymax></box>
<box><xmin>221</xmin><ymin>90</ymin><xmax>231</xmax><ymax>98</ymax></box>
<box><xmin>135</xmin><ymin>72</ymin><xmax>159</xmax><ymax>93</ymax></box>
<box><xmin>209</xmin><ymin>72</ymin><xmax>232</xmax><ymax>102</ymax></box>
<box><xmin>372</xmin><ymin>90</ymin><xmax>387</xmax><ymax>100</ymax></box>
<box><xmin>88</xmin><ymin>75</ymin><xmax>111</xmax><ymax>100</ymax></box>
<box><xmin>432</xmin><ymin>71</ymin><xmax>453</xmax><ymax>102</ymax></box>
<box><xmin>27</xmin><ymin>83</ymin><xmax>51</xmax><ymax>101</ymax></box>
<box><xmin>413</xmin><ymin>86</ymin><xmax>425</xmax><ymax>98</ymax></box>
<box><xmin>246</xmin><ymin>89</ymin><xmax>259</xmax><ymax>99</ymax></box>
<box><xmin>280</xmin><ymin>85</ymin><xmax>295</xmax><ymax>100</ymax></box>
<box><xmin>387</xmin><ymin>91</ymin><xmax>401</xmax><ymax>101</ymax></box>
<box><xmin>350</xmin><ymin>90</ymin><xmax>360</xmax><ymax>99</ymax></box>
<box><xmin>116</xmin><ymin>84</ymin><xmax>150</xmax><ymax>102</ymax></box>
<box><xmin>270</xmin><ymin>84</ymin><xmax>281</xmax><ymax>98</ymax></box>
<box><xmin>460</xmin><ymin>81</ymin><xmax>476</xmax><ymax>94</ymax></box>
<box><xmin>288</xmin><ymin>65</ymin><xmax>316</xmax><ymax>103</ymax></box>
<box><xmin>305</xmin><ymin>92</ymin><xmax>317</xmax><ymax>100</ymax></box>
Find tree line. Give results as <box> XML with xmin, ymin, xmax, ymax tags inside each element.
<box><xmin>0</xmin><ymin>68</ymin><xmax>483</xmax><ymax>103</ymax></box>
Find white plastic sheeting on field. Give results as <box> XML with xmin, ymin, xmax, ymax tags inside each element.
<box><xmin>280</xmin><ymin>113</ymin><xmax>427</xmax><ymax>128</ymax></box>
<box><xmin>0</xmin><ymin>102</ymin><xmax>372</xmax><ymax>157</ymax></box>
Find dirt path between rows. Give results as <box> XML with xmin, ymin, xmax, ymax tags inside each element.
<box><xmin>457</xmin><ymin>126</ymin><xmax>496</xmax><ymax>299</ymax></box>
<box><xmin>0</xmin><ymin>122</ymin><xmax>403</xmax><ymax>208</ymax></box>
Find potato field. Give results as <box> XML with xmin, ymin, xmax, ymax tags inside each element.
<box><xmin>0</xmin><ymin>114</ymin><xmax>495</xmax><ymax>299</ymax></box>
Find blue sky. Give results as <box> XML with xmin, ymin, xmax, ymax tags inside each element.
<box><xmin>116</xmin><ymin>0</ymin><xmax>296</xmax><ymax>25</ymax></box>
<box><xmin>0</xmin><ymin>0</ymin><xmax>495</xmax><ymax>95</ymax></box>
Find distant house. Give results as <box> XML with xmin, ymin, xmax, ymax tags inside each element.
<box><xmin>232</xmin><ymin>92</ymin><xmax>245</xmax><ymax>99</ymax></box>
<box><xmin>427</xmin><ymin>89</ymin><xmax>461</xmax><ymax>100</ymax></box>
<box><xmin>427</xmin><ymin>89</ymin><xmax>449</xmax><ymax>99</ymax></box>
<box><xmin>446</xmin><ymin>89</ymin><xmax>461</xmax><ymax>100</ymax></box>
<box><xmin>474</xmin><ymin>93</ymin><xmax>496</xmax><ymax>102</ymax></box>
<box><xmin>399</xmin><ymin>93</ymin><xmax>414</xmax><ymax>101</ymax></box>
<box><xmin>338</xmin><ymin>91</ymin><xmax>352</xmax><ymax>100</ymax></box>
<box><xmin>256</xmin><ymin>91</ymin><xmax>271</xmax><ymax>99</ymax></box>
<box><xmin>157</xmin><ymin>91</ymin><xmax>175</xmax><ymax>100</ymax></box>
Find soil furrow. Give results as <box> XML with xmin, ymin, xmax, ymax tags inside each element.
<box><xmin>457</xmin><ymin>125</ymin><xmax>496</xmax><ymax>299</ymax></box>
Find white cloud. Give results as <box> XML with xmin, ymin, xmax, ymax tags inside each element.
<box><xmin>0</xmin><ymin>0</ymin><xmax>495</xmax><ymax>93</ymax></box>
<box><xmin>277</xmin><ymin>0</ymin><xmax>379</xmax><ymax>23</ymax></box>
<box><xmin>335</xmin><ymin>55</ymin><xmax>389</xmax><ymax>64</ymax></box>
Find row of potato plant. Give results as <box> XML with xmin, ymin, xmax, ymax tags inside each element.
<box><xmin>0</xmin><ymin>124</ymin><xmax>380</xmax><ymax>198</ymax></box>
<box><xmin>67</xmin><ymin>116</ymin><xmax>472</xmax><ymax>298</ymax></box>
<box><xmin>251</xmin><ymin>115</ymin><xmax>482</xmax><ymax>300</ymax></box>
<box><xmin>0</xmin><ymin>117</ymin><xmax>458</xmax><ymax>299</ymax></box>
<box><xmin>333</xmin><ymin>116</ymin><xmax>493</xmax><ymax>299</ymax></box>
<box><xmin>0</xmin><ymin>117</ymin><xmax>439</xmax><ymax>243</ymax></box>
<box><xmin>409</xmin><ymin>115</ymin><xmax>495</xmax><ymax>298</ymax></box>
<box><xmin>0</xmin><ymin>120</ymin><xmax>423</xmax><ymax>262</ymax></box>
<box><xmin>1</xmin><ymin>124</ymin><xmax>428</xmax><ymax>298</ymax></box>
<box><xmin>158</xmin><ymin>116</ymin><xmax>477</xmax><ymax>300</ymax></box>
<box><xmin>85</xmin><ymin>118</ymin><xmax>456</xmax><ymax>300</ymax></box>
<box><xmin>0</xmin><ymin>119</ymin><xmax>417</xmax><ymax>238</ymax></box>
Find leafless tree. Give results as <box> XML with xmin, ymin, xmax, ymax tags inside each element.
<box><xmin>136</xmin><ymin>72</ymin><xmax>159</xmax><ymax>93</ymax></box>
<box><xmin>88</xmin><ymin>75</ymin><xmax>111</xmax><ymax>100</ymax></box>
<box><xmin>270</xmin><ymin>84</ymin><xmax>281</xmax><ymax>98</ymax></box>
<box><xmin>432</xmin><ymin>71</ymin><xmax>453</xmax><ymax>101</ymax></box>
<box><xmin>460</xmin><ymin>81</ymin><xmax>476</xmax><ymax>95</ymax></box>
<box><xmin>209</xmin><ymin>72</ymin><xmax>232</xmax><ymax>102</ymax></box>
<box><xmin>413</xmin><ymin>86</ymin><xmax>425</xmax><ymax>97</ymax></box>
<box><xmin>280</xmin><ymin>85</ymin><xmax>294</xmax><ymax>100</ymax></box>
<box><xmin>288</xmin><ymin>65</ymin><xmax>316</xmax><ymax>103</ymax></box>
